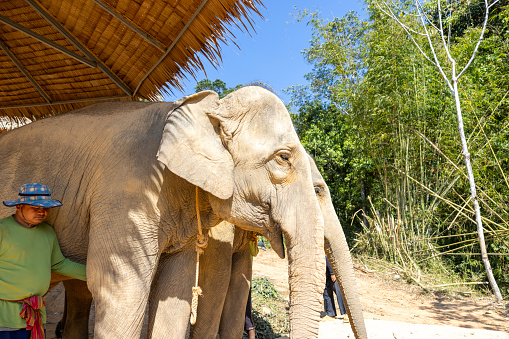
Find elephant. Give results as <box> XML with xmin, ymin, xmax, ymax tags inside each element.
<box><xmin>188</xmin><ymin>155</ymin><xmax>367</xmax><ymax>339</ymax></box>
<box><xmin>50</xmin><ymin>222</ymin><xmax>252</xmax><ymax>339</ymax></box>
<box><xmin>0</xmin><ymin>86</ymin><xmax>326</xmax><ymax>338</ymax></box>
<box><xmin>181</xmin><ymin>221</ymin><xmax>254</xmax><ymax>338</ymax></box>
<box><xmin>49</xmin><ymin>273</ymin><xmax>92</xmax><ymax>339</ymax></box>
<box><xmin>52</xmin><ymin>158</ymin><xmax>368</xmax><ymax>339</ymax></box>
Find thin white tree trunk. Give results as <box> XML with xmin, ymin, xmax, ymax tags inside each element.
<box><xmin>452</xmin><ymin>78</ymin><xmax>503</xmax><ymax>301</ymax></box>
<box><xmin>376</xmin><ymin>0</ymin><xmax>503</xmax><ymax>301</ymax></box>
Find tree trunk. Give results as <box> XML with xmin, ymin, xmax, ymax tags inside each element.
<box><xmin>452</xmin><ymin>78</ymin><xmax>502</xmax><ymax>301</ymax></box>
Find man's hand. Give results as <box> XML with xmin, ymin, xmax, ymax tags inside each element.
<box><xmin>331</xmin><ymin>274</ymin><xmax>336</xmax><ymax>283</ymax></box>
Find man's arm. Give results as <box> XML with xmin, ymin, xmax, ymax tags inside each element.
<box><xmin>325</xmin><ymin>257</ymin><xmax>338</xmax><ymax>282</ymax></box>
<box><xmin>51</xmin><ymin>257</ymin><xmax>87</xmax><ymax>281</ymax></box>
<box><xmin>50</xmin><ymin>232</ymin><xmax>86</xmax><ymax>281</ymax></box>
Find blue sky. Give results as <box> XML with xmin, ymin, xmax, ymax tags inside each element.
<box><xmin>164</xmin><ymin>0</ymin><xmax>365</xmax><ymax>106</ymax></box>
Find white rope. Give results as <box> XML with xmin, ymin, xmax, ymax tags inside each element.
<box><xmin>190</xmin><ymin>186</ymin><xmax>208</xmax><ymax>325</ymax></box>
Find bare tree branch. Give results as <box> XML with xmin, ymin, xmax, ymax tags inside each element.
<box><xmin>456</xmin><ymin>0</ymin><xmax>489</xmax><ymax>79</ymax></box>
<box><xmin>435</xmin><ymin>0</ymin><xmax>455</xmax><ymax>64</ymax></box>
<box><xmin>376</xmin><ymin>1</ymin><xmax>427</xmax><ymax>36</ymax></box>
<box><xmin>414</xmin><ymin>2</ymin><xmax>454</xmax><ymax>91</ymax></box>
<box><xmin>488</xmin><ymin>0</ymin><xmax>501</xmax><ymax>10</ymax></box>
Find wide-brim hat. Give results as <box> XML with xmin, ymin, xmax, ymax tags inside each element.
<box><xmin>3</xmin><ymin>183</ymin><xmax>62</xmax><ymax>208</ymax></box>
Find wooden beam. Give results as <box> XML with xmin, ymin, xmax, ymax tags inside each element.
<box><xmin>25</xmin><ymin>0</ymin><xmax>96</xmax><ymax>63</ymax></box>
<box><xmin>0</xmin><ymin>13</ymin><xmax>96</xmax><ymax>68</ymax></box>
<box><xmin>91</xmin><ymin>0</ymin><xmax>166</xmax><ymax>53</ymax></box>
<box><xmin>0</xmin><ymin>95</ymin><xmax>133</xmax><ymax>110</ymax></box>
<box><xmin>24</xmin><ymin>0</ymin><xmax>134</xmax><ymax>96</ymax></box>
<box><xmin>0</xmin><ymin>39</ymin><xmax>52</xmax><ymax>104</ymax></box>
<box><xmin>133</xmin><ymin>0</ymin><xmax>209</xmax><ymax>97</ymax></box>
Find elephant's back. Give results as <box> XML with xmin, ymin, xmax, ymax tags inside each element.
<box><xmin>0</xmin><ymin>101</ymin><xmax>174</xmax><ymax>159</ymax></box>
<box><xmin>0</xmin><ymin>101</ymin><xmax>175</xmax><ymax>217</ymax></box>
<box><xmin>1</xmin><ymin>101</ymin><xmax>174</xmax><ymax>138</ymax></box>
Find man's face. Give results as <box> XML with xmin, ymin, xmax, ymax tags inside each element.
<box><xmin>16</xmin><ymin>205</ymin><xmax>50</xmax><ymax>225</ymax></box>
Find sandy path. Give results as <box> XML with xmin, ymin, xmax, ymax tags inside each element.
<box><xmin>252</xmin><ymin>248</ymin><xmax>509</xmax><ymax>338</ymax></box>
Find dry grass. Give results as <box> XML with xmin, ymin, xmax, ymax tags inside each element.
<box><xmin>0</xmin><ymin>0</ymin><xmax>264</xmax><ymax>120</ymax></box>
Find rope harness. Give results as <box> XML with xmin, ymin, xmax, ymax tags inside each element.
<box><xmin>190</xmin><ymin>186</ymin><xmax>208</xmax><ymax>325</ymax></box>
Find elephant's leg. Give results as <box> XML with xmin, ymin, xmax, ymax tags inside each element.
<box><xmin>87</xmin><ymin>216</ymin><xmax>159</xmax><ymax>339</ymax></box>
<box><xmin>61</xmin><ymin>279</ymin><xmax>92</xmax><ymax>339</ymax></box>
<box><xmin>148</xmin><ymin>245</ymin><xmax>196</xmax><ymax>339</ymax></box>
<box><xmin>55</xmin><ymin>293</ymin><xmax>66</xmax><ymax>339</ymax></box>
<box><xmin>189</xmin><ymin>222</ymin><xmax>235</xmax><ymax>338</ymax></box>
<box><xmin>218</xmin><ymin>242</ymin><xmax>252</xmax><ymax>338</ymax></box>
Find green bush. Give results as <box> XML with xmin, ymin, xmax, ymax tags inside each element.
<box><xmin>247</xmin><ymin>278</ymin><xmax>289</xmax><ymax>339</ymax></box>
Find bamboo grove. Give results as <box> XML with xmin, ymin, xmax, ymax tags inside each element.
<box><xmin>287</xmin><ymin>0</ymin><xmax>509</xmax><ymax>297</ymax></box>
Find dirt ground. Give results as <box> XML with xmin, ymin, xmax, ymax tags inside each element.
<box><xmin>44</xmin><ymin>247</ymin><xmax>509</xmax><ymax>338</ymax></box>
<box><xmin>252</xmin><ymin>248</ymin><xmax>509</xmax><ymax>338</ymax></box>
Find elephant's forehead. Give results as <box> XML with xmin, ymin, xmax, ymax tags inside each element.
<box><xmin>235</xmin><ymin>127</ymin><xmax>298</xmax><ymax>163</ymax></box>
<box><xmin>239</xmin><ymin>105</ymin><xmax>298</xmax><ymax>149</ymax></box>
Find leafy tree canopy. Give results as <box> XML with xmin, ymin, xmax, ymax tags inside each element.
<box><xmin>288</xmin><ymin>0</ymin><xmax>509</xmax><ymax>295</ymax></box>
<box><xmin>194</xmin><ymin>79</ymin><xmax>241</xmax><ymax>98</ymax></box>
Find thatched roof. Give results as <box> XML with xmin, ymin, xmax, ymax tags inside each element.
<box><xmin>0</xmin><ymin>0</ymin><xmax>263</xmax><ymax>121</ymax></box>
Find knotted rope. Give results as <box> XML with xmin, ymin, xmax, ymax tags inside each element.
<box><xmin>190</xmin><ymin>186</ymin><xmax>208</xmax><ymax>325</ymax></box>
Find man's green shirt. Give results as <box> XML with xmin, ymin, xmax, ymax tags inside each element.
<box><xmin>0</xmin><ymin>215</ymin><xmax>86</xmax><ymax>328</ymax></box>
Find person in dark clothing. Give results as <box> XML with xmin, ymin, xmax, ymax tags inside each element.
<box><xmin>322</xmin><ymin>256</ymin><xmax>347</xmax><ymax>321</ymax></box>
<box><xmin>244</xmin><ymin>289</ymin><xmax>255</xmax><ymax>339</ymax></box>
<box><xmin>244</xmin><ymin>236</ymin><xmax>259</xmax><ymax>339</ymax></box>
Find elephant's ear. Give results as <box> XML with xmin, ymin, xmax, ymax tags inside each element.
<box><xmin>157</xmin><ymin>91</ymin><xmax>234</xmax><ymax>199</ymax></box>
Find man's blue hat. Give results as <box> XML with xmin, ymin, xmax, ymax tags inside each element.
<box><xmin>3</xmin><ymin>183</ymin><xmax>62</xmax><ymax>208</ymax></box>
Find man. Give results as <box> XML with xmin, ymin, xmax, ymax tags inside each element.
<box><xmin>322</xmin><ymin>256</ymin><xmax>348</xmax><ymax>322</ymax></box>
<box><xmin>0</xmin><ymin>183</ymin><xmax>87</xmax><ymax>339</ymax></box>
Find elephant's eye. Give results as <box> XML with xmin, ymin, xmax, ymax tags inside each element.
<box><xmin>275</xmin><ymin>150</ymin><xmax>291</xmax><ymax>164</ymax></box>
<box><xmin>314</xmin><ymin>185</ymin><xmax>324</xmax><ymax>195</ymax></box>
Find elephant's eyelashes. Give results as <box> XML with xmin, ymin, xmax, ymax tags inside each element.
<box><xmin>275</xmin><ymin>150</ymin><xmax>292</xmax><ymax>165</ymax></box>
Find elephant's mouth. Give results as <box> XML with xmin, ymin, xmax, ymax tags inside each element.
<box><xmin>264</xmin><ymin>223</ymin><xmax>285</xmax><ymax>259</ymax></box>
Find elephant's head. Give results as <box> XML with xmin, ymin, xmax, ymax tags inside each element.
<box><xmin>157</xmin><ymin>86</ymin><xmax>326</xmax><ymax>337</ymax></box>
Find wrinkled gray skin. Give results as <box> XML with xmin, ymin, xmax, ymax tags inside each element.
<box><xmin>53</xmin><ymin>158</ymin><xmax>368</xmax><ymax>339</ymax></box>
<box><xmin>189</xmin><ymin>156</ymin><xmax>367</xmax><ymax>339</ymax></box>
<box><xmin>187</xmin><ymin>222</ymin><xmax>254</xmax><ymax>338</ymax></box>
<box><xmin>51</xmin><ymin>222</ymin><xmax>251</xmax><ymax>339</ymax></box>
<box><xmin>0</xmin><ymin>86</ymin><xmax>325</xmax><ymax>338</ymax></box>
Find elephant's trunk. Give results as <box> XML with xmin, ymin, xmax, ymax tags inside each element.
<box><xmin>324</xmin><ymin>214</ymin><xmax>367</xmax><ymax>339</ymax></box>
<box><xmin>283</xmin><ymin>203</ymin><xmax>326</xmax><ymax>338</ymax></box>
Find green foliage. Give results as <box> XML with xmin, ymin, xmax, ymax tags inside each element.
<box><xmin>252</xmin><ymin>277</ymin><xmax>281</xmax><ymax>300</ymax></box>
<box><xmin>194</xmin><ymin>79</ymin><xmax>242</xmax><ymax>98</ymax></box>
<box><xmin>249</xmin><ymin>278</ymin><xmax>290</xmax><ymax>338</ymax></box>
<box><xmin>290</xmin><ymin>0</ymin><xmax>509</xmax><ymax>297</ymax></box>
<box><xmin>425</xmin><ymin>0</ymin><xmax>508</xmax><ymax>40</ymax></box>
<box><xmin>258</xmin><ymin>236</ymin><xmax>272</xmax><ymax>250</ymax></box>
